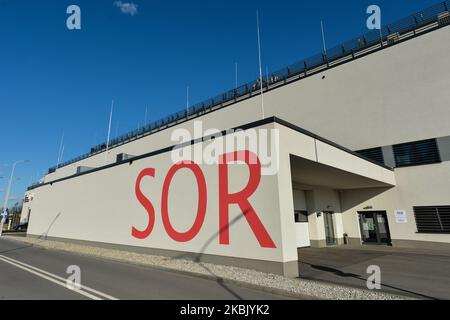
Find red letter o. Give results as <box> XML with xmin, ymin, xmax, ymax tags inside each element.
<box><xmin>161</xmin><ymin>161</ymin><xmax>207</xmax><ymax>242</ymax></box>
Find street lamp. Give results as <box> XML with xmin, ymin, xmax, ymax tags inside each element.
<box><xmin>0</xmin><ymin>160</ymin><xmax>30</xmax><ymax>236</ymax></box>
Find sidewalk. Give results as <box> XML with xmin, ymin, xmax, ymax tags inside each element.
<box><xmin>298</xmin><ymin>246</ymin><xmax>450</xmax><ymax>300</ymax></box>
<box><xmin>330</xmin><ymin>243</ymin><xmax>450</xmax><ymax>257</ymax></box>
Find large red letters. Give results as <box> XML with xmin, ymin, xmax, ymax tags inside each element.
<box><xmin>132</xmin><ymin>151</ymin><xmax>276</xmax><ymax>249</ymax></box>
<box><xmin>161</xmin><ymin>161</ymin><xmax>207</xmax><ymax>242</ymax></box>
<box><xmin>219</xmin><ymin>151</ymin><xmax>276</xmax><ymax>248</ymax></box>
<box><xmin>132</xmin><ymin>168</ymin><xmax>156</xmax><ymax>239</ymax></box>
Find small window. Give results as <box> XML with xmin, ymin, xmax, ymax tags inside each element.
<box><xmin>356</xmin><ymin>147</ymin><xmax>384</xmax><ymax>165</ymax></box>
<box><xmin>393</xmin><ymin>139</ymin><xmax>441</xmax><ymax>167</ymax></box>
<box><xmin>76</xmin><ymin>166</ymin><xmax>94</xmax><ymax>174</ymax></box>
<box><xmin>414</xmin><ymin>206</ymin><xmax>450</xmax><ymax>233</ymax></box>
<box><xmin>295</xmin><ymin>210</ymin><xmax>309</xmax><ymax>223</ymax></box>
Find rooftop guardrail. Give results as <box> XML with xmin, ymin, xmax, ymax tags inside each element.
<box><xmin>47</xmin><ymin>0</ymin><xmax>450</xmax><ymax>175</ymax></box>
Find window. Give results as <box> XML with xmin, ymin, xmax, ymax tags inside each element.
<box><xmin>116</xmin><ymin>153</ymin><xmax>135</xmax><ymax>163</ymax></box>
<box><xmin>76</xmin><ymin>166</ymin><xmax>94</xmax><ymax>174</ymax></box>
<box><xmin>414</xmin><ymin>206</ymin><xmax>450</xmax><ymax>233</ymax></box>
<box><xmin>356</xmin><ymin>147</ymin><xmax>384</xmax><ymax>165</ymax></box>
<box><xmin>393</xmin><ymin>139</ymin><xmax>441</xmax><ymax>167</ymax></box>
<box><xmin>294</xmin><ymin>210</ymin><xmax>309</xmax><ymax>223</ymax></box>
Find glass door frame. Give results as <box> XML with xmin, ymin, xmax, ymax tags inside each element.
<box><xmin>358</xmin><ymin>211</ymin><xmax>392</xmax><ymax>245</ymax></box>
<box><xmin>323</xmin><ymin>211</ymin><xmax>336</xmax><ymax>246</ymax></box>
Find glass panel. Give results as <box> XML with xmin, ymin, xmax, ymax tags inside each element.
<box><xmin>376</xmin><ymin>213</ymin><xmax>391</xmax><ymax>243</ymax></box>
<box><xmin>377</xmin><ymin>215</ymin><xmax>387</xmax><ymax>234</ymax></box>
<box><xmin>360</xmin><ymin>213</ymin><xmax>378</xmax><ymax>243</ymax></box>
<box><xmin>324</xmin><ymin>212</ymin><xmax>336</xmax><ymax>245</ymax></box>
<box><xmin>294</xmin><ymin>210</ymin><xmax>308</xmax><ymax>223</ymax></box>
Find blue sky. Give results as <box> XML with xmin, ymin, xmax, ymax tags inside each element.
<box><xmin>0</xmin><ymin>0</ymin><xmax>442</xmax><ymax>206</ymax></box>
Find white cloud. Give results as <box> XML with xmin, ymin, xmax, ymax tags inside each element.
<box><xmin>114</xmin><ymin>1</ymin><xmax>138</xmax><ymax>16</ymax></box>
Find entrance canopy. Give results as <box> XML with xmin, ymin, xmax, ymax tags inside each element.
<box><xmin>290</xmin><ymin>155</ymin><xmax>395</xmax><ymax>190</ymax></box>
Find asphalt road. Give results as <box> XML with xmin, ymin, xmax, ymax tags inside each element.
<box><xmin>298</xmin><ymin>246</ymin><xmax>450</xmax><ymax>300</ymax></box>
<box><xmin>0</xmin><ymin>237</ymin><xmax>291</xmax><ymax>300</ymax></box>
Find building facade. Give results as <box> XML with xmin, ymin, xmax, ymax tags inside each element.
<box><xmin>22</xmin><ymin>2</ymin><xmax>450</xmax><ymax>277</ymax></box>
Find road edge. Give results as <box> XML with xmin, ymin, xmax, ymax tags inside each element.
<box><xmin>2</xmin><ymin>235</ymin><xmax>413</xmax><ymax>300</ymax></box>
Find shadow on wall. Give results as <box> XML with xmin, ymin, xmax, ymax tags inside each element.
<box><xmin>339</xmin><ymin>187</ymin><xmax>392</xmax><ymax>213</ymax></box>
<box><xmin>39</xmin><ymin>212</ymin><xmax>62</xmax><ymax>240</ymax></box>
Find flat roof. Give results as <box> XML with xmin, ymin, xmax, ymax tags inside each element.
<box><xmin>29</xmin><ymin>117</ymin><xmax>393</xmax><ymax>191</ymax></box>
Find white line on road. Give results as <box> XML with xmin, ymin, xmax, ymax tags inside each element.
<box><xmin>0</xmin><ymin>254</ymin><xmax>118</xmax><ymax>300</ymax></box>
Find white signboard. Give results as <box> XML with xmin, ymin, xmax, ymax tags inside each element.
<box><xmin>394</xmin><ymin>210</ymin><xmax>408</xmax><ymax>224</ymax></box>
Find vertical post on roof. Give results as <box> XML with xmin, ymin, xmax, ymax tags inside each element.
<box><xmin>56</xmin><ymin>131</ymin><xmax>64</xmax><ymax>168</ymax></box>
<box><xmin>105</xmin><ymin>99</ymin><xmax>114</xmax><ymax>163</ymax></box>
<box><xmin>235</xmin><ymin>62</ymin><xmax>238</xmax><ymax>89</ymax></box>
<box><xmin>59</xmin><ymin>144</ymin><xmax>65</xmax><ymax>165</ymax></box>
<box><xmin>320</xmin><ymin>20</ymin><xmax>327</xmax><ymax>56</ymax></box>
<box><xmin>379</xmin><ymin>25</ymin><xmax>383</xmax><ymax>47</ymax></box>
<box><xmin>186</xmin><ymin>86</ymin><xmax>190</xmax><ymax>118</ymax></box>
<box><xmin>376</xmin><ymin>9</ymin><xmax>383</xmax><ymax>47</ymax></box>
<box><xmin>144</xmin><ymin>106</ymin><xmax>148</xmax><ymax>126</ymax></box>
<box><xmin>256</xmin><ymin>10</ymin><xmax>265</xmax><ymax>119</ymax></box>
<box><xmin>113</xmin><ymin>122</ymin><xmax>118</xmax><ymax>140</ymax></box>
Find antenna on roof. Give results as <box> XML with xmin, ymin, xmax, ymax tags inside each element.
<box><xmin>377</xmin><ymin>19</ymin><xmax>383</xmax><ymax>47</ymax></box>
<box><xmin>60</xmin><ymin>144</ymin><xmax>65</xmax><ymax>164</ymax></box>
<box><xmin>105</xmin><ymin>99</ymin><xmax>114</xmax><ymax>162</ymax></box>
<box><xmin>235</xmin><ymin>62</ymin><xmax>238</xmax><ymax>89</ymax></box>
<box><xmin>186</xmin><ymin>86</ymin><xmax>190</xmax><ymax>118</ymax></box>
<box><xmin>320</xmin><ymin>20</ymin><xmax>327</xmax><ymax>56</ymax></box>
<box><xmin>144</xmin><ymin>106</ymin><xmax>148</xmax><ymax>126</ymax></box>
<box><xmin>256</xmin><ymin>10</ymin><xmax>265</xmax><ymax>119</ymax></box>
<box><xmin>56</xmin><ymin>131</ymin><xmax>65</xmax><ymax>168</ymax></box>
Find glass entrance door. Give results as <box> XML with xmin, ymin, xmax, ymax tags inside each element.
<box><xmin>358</xmin><ymin>211</ymin><xmax>392</xmax><ymax>245</ymax></box>
<box><xmin>323</xmin><ymin>211</ymin><xmax>336</xmax><ymax>245</ymax></box>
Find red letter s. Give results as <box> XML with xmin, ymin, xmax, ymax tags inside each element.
<box><xmin>132</xmin><ymin>168</ymin><xmax>156</xmax><ymax>239</ymax></box>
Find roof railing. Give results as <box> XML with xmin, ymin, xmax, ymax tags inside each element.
<box><xmin>47</xmin><ymin>0</ymin><xmax>450</xmax><ymax>174</ymax></box>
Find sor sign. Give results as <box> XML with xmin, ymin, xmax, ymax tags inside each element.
<box><xmin>132</xmin><ymin>150</ymin><xmax>276</xmax><ymax>248</ymax></box>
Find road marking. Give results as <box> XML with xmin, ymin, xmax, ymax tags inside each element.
<box><xmin>0</xmin><ymin>254</ymin><xmax>118</xmax><ymax>300</ymax></box>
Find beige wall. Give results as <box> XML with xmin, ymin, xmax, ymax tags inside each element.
<box><xmin>290</xmin><ymin>184</ymin><xmax>345</xmax><ymax>247</ymax></box>
<box><xmin>270</xmin><ymin>26</ymin><xmax>450</xmax><ymax>150</ymax></box>
<box><xmin>29</xmin><ymin>123</ymin><xmax>289</xmax><ymax>263</ymax></box>
<box><xmin>306</xmin><ymin>187</ymin><xmax>342</xmax><ymax>243</ymax></box>
<box><xmin>20</xmin><ymin>200</ymin><xmax>31</xmax><ymax>224</ymax></box>
<box><xmin>27</xmin><ymin>24</ymin><xmax>450</xmax><ymax>255</ymax></box>
<box><xmin>341</xmin><ymin>161</ymin><xmax>450</xmax><ymax>244</ymax></box>
<box><xmin>26</xmin><ymin>122</ymin><xmax>395</xmax><ymax>271</ymax></box>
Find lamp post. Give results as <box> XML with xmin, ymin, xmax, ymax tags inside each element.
<box><xmin>0</xmin><ymin>160</ymin><xmax>30</xmax><ymax>236</ymax></box>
